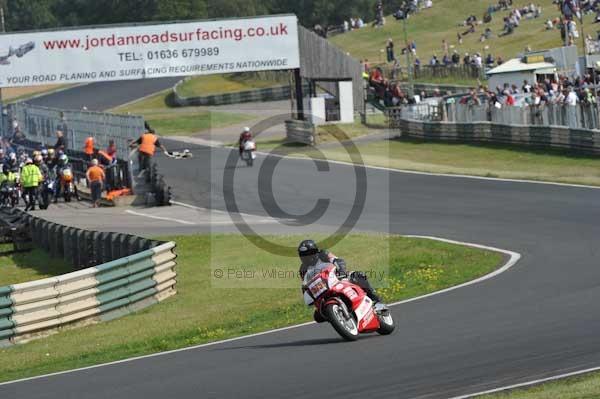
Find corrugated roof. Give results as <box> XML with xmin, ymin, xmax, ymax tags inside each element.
<box><xmin>487</xmin><ymin>58</ymin><xmax>556</xmax><ymax>75</ymax></box>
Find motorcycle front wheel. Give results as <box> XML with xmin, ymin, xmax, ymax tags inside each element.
<box><xmin>324</xmin><ymin>303</ymin><xmax>359</xmax><ymax>341</ymax></box>
<box><xmin>376</xmin><ymin>310</ymin><xmax>395</xmax><ymax>335</ymax></box>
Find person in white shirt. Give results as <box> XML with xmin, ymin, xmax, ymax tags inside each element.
<box><xmin>566</xmin><ymin>88</ymin><xmax>579</xmax><ymax>106</ymax></box>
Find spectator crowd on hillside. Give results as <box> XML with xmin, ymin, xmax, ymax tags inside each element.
<box><xmin>456</xmin><ymin>73</ymin><xmax>599</xmax><ymax>109</ymax></box>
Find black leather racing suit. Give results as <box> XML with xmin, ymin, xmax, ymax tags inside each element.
<box><xmin>299</xmin><ymin>250</ymin><xmax>381</xmax><ymax>303</ymax></box>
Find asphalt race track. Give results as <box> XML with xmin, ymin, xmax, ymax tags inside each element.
<box><xmin>4</xmin><ymin>88</ymin><xmax>600</xmax><ymax>398</ymax></box>
<box><xmin>27</xmin><ymin>77</ymin><xmax>180</xmax><ymax>110</ymax></box>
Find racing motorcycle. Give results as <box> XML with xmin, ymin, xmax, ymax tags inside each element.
<box><xmin>39</xmin><ymin>178</ymin><xmax>55</xmax><ymax>210</ymax></box>
<box><xmin>240</xmin><ymin>140</ymin><xmax>256</xmax><ymax>167</ymax></box>
<box><xmin>303</xmin><ymin>264</ymin><xmax>394</xmax><ymax>341</ymax></box>
<box><xmin>0</xmin><ymin>182</ymin><xmax>19</xmax><ymax>207</ymax></box>
<box><xmin>59</xmin><ymin>167</ymin><xmax>76</xmax><ymax>202</ymax></box>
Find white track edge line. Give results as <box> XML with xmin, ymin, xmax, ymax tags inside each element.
<box><xmin>124</xmin><ymin>209</ymin><xmax>196</xmax><ymax>225</ymax></box>
<box><xmin>169</xmin><ymin>200</ymin><xmax>295</xmax><ymax>223</ymax></box>
<box><xmin>258</xmin><ymin>150</ymin><xmax>600</xmax><ymax>191</ymax></box>
<box><xmin>447</xmin><ymin>366</ymin><xmax>600</xmax><ymax>399</ymax></box>
<box><xmin>0</xmin><ymin>236</ymin><xmax>520</xmax><ymax>387</ymax></box>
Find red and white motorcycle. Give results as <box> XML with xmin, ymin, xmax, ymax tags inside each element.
<box><xmin>303</xmin><ymin>264</ymin><xmax>394</xmax><ymax>341</ymax></box>
<box><xmin>240</xmin><ymin>140</ymin><xmax>256</xmax><ymax>167</ymax></box>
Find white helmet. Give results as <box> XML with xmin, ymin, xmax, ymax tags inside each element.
<box><xmin>243</xmin><ymin>127</ymin><xmax>250</xmax><ymax>133</ymax></box>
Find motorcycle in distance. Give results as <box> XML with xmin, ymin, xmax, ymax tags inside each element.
<box><xmin>39</xmin><ymin>178</ymin><xmax>55</xmax><ymax>210</ymax></box>
<box><xmin>240</xmin><ymin>140</ymin><xmax>257</xmax><ymax>167</ymax></box>
<box><xmin>303</xmin><ymin>264</ymin><xmax>394</xmax><ymax>341</ymax></box>
<box><xmin>59</xmin><ymin>167</ymin><xmax>78</xmax><ymax>202</ymax></box>
<box><xmin>0</xmin><ymin>182</ymin><xmax>19</xmax><ymax>207</ymax></box>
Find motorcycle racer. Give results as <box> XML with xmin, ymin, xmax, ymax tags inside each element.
<box><xmin>297</xmin><ymin>239</ymin><xmax>383</xmax><ymax>305</ymax></box>
<box><xmin>238</xmin><ymin>127</ymin><xmax>253</xmax><ymax>156</ymax></box>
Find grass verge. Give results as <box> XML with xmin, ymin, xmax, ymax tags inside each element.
<box><xmin>257</xmin><ymin>119</ymin><xmax>600</xmax><ymax>186</ymax></box>
<box><xmin>177</xmin><ymin>72</ymin><xmax>289</xmax><ymax>98</ymax></box>
<box><xmin>0</xmin><ymin>233</ymin><xmax>501</xmax><ymax>382</ymax></box>
<box><xmin>110</xmin><ymin>90</ymin><xmax>254</xmax><ymax>136</ymax></box>
<box><xmin>0</xmin><ymin>244</ymin><xmax>72</xmax><ymax>286</ymax></box>
<box><xmin>318</xmin><ymin>138</ymin><xmax>600</xmax><ymax>186</ymax></box>
<box><xmin>481</xmin><ymin>371</ymin><xmax>600</xmax><ymax>399</ymax></box>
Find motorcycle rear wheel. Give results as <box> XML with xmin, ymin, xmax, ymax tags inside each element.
<box><xmin>324</xmin><ymin>303</ymin><xmax>359</xmax><ymax>341</ymax></box>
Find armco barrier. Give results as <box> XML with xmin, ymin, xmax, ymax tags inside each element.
<box><xmin>285</xmin><ymin>119</ymin><xmax>315</xmax><ymax>145</ymax></box>
<box><xmin>173</xmin><ymin>81</ymin><xmax>299</xmax><ymax>107</ymax></box>
<box><xmin>0</xmin><ymin>210</ymin><xmax>177</xmax><ymax>346</ymax></box>
<box><xmin>391</xmin><ymin>116</ymin><xmax>600</xmax><ymax>154</ymax></box>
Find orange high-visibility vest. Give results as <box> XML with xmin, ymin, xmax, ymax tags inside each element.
<box><xmin>84</xmin><ymin>137</ymin><xmax>94</xmax><ymax>155</ymax></box>
<box><xmin>97</xmin><ymin>150</ymin><xmax>113</xmax><ymax>162</ymax></box>
<box><xmin>139</xmin><ymin>133</ymin><xmax>157</xmax><ymax>156</ymax></box>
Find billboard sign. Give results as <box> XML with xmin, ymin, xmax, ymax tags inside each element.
<box><xmin>0</xmin><ymin>15</ymin><xmax>300</xmax><ymax>87</ymax></box>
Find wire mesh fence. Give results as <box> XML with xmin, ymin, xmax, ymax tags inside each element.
<box><xmin>6</xmin><ymin>102</ymin><xmax>145</xmax><ymax>158</ymax></box>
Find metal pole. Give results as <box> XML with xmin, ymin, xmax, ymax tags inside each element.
<box><xmin>578</xmin><ymin>0</ymin><xmax>600</xmax><ymax>116</ymax></box>
<box><xmin>0</xmin><ymin>3</ymin><xmax>6</xmax><ymax>140</ymax></box>
<box><xmin>293</xmin><ymin>68</ymin><xmax>304</xmax><ymax>120</ymax></box>
<box><xmin>402</xmin><ymin>1</ymin><xmax>413</xmax><ymax>97</ymax></box>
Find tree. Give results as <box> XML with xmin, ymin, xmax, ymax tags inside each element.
<box><xmin>5</xmin><ymin>0</ymin><xmax>58</xmax><ymax>31</ymax></box>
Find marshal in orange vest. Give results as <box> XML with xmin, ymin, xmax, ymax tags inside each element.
<box><xmin>139</xmin><ymin>133</ymin><xmax>158</xmax><ymax>156</ymax></box>
<box><xmin>84</xmin><ymin>136</ymin><xmax>95</xmax><ymax>155</ymax></box>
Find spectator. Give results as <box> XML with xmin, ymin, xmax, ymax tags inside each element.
<box><xmin>505</xmin><ymin>93</ymin><xmax>515</xmax><ymax>106</ymax></box>
<box><xmin>473</xmin><ymin>53</ymin><xmax>483</xmax><ymax>68</ymax></box>
<box><xmin>463</xmin><ymin>52</ymin><xmax>471</xmax><ymax>65</ymax></box>
<box><xmin>374</xmin><ymin>0</ymin><xmax>385</xmax><ymax>27</ymax></box>
<box><xmin>485</xmin><ymin>53</ymin><xmax>495</xmax><ymax>67</ymax></box>
<box><xmin>9</xmin><ymin>120</ymin><xmax>25</xmax><ymax>145</ymax></box>
<box><xmin>566</xmin><ymin>87</ymin><xmax>579</xmax><ymax>105</ymax></box>
<box><xmin>451</xmin><ymin>50</ymin><xmax>460</xmax><ymax>64</ymax></box>
<box><xmin>54</xmin><ymin>130</ymin><xmax>67</xmax><ymax>151</ymax></box>
<box><xmin>86</xmin><ymin>159</ymin><xmax>105</xmax><ymax>208</ymax></box>
<box><xmin>386</xmin><ymin>39</ymin><xmax>395</xmax><ymax>63</ymax></box>
<box><xmin>523</xmin><ymin>80</ymin><xmax>533</xmax><ymax>93</ymax></box>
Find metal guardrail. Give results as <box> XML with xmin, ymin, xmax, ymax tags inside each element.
<box><xmin>173</xmin><ymin>80</ymin><xmax>303</xmax><ymax>107</ymax></box>
<box><xmin>0</xmin><ymin>209</ymin><xmax>177</xmax><ymax>345</ymax></box>
<box><xmin>444</xmin><ymin>103</ymin><xmax>600</xmax><ymax>131</ymax></box>
<box><xmin>392</xmin><ymin>117</ymin><xmax>600</xmax><ymax>154</ymax></box>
